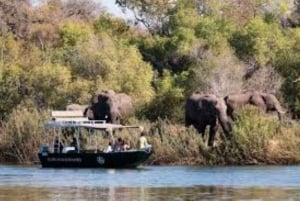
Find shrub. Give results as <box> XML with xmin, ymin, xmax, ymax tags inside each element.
<box><xmin>227</xmin><ymin>106</ymin><xmax>300</xmax><ymax>164</ymax></box>
<box><xmin>0</xmin><ymin>105</ymin><xmax>49</xmax><ymax>164</ymax></box>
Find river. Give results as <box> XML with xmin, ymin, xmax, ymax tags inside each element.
<box><xmin>1</xmin><ymin>165</ymin><xmax>300</xmax><ymax>200</ymax></box>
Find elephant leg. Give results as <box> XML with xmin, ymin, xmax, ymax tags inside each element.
<box><xmin>250</xmin><ymin>94</ymin><xmax>267</xmax><ymax>113</ymax></box>
<box><xmin>227</xmin><ymin>106</ymin><xmax>236</xmax><ymax>121</ymax></box>
<box><xmin>273</xmin><ymin>105</ymin><xmax>285</xmax><ymax>121</ymax></box>
<box><xmin>277</xmin><ymin>111</ymin><xmax>282</xmax><ymax>121</ymax></box>
<box><xmin>195</xmin><ymin>123</ymin><xmax>207</xmax><ymax>139</ymax></box>
<box><xmin>208</xmin><ymin>121</ymin><xmax>218</xmax><ymax>147</ymax></box>
<box><xmin>185</xmin><ymin>113</ymin><xmax>193</xmax><ymax>127</ymax></box>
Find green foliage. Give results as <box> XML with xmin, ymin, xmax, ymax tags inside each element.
<box><xmin>168</xmin><ymin>1</ymin><xmax>199</xmax><ymax>31</ymax></box>
<box><xmin>146</xmin><ymin>119</ymin><xmax>205</xmax><ymax>165</ymax></box>
<box><xmin>59</xmin><ymin>22</ymin><xmax>91</xmax><ymax>47</ymax></box>
<box><xmin>195</xmin><ymin>17</ymin><xmax>234</xmax><ymax>51</ymax></box>
<box><xmin>225</xmin><ymin>106</ymin><xmax>300</xmax><ymax>164</ymax></box>
<box><xmin>26</xmin><ymin>63</ymin><xmax>72</xmax><ymax>109</ymax></box>
<box><xmin>67</xmin><ymin>78</ymin><xmax>94</xmax><ymax>104</ymax></box>
<box><xmin>231</xmin><ymin>106</ymin><xmax>279</xmax><ymax>162</ymax></box>
<box><xmin>168</xmin><ymin>27</ymin><xmax>198</xmax><ymax>56</ymax></box>
<box><xmin>142</xmin><ymin>70</ymin><xmax>187</xmax><ymax>122</ymax></box>
<box><xmin>0</xmin><ymin>105</ymin><xmax>49</xmax><ymax>163</ymax></box>
<box><xmin>65</xmin><ymin>33</ymin><xmax>154</xmax><ymax>104</ymax></box>
<box><xmin>93</xmin><ymin>14</ymin><xmax>130</xmax><ymax>38</ymax></box>
<box><xmin>0</xmin><ymin>34</ymin><xmax>22</xmax><ymax>65</ymax></box>
<box><xmin>273</xmin><ymin>28</ymin><xmax>300</xmax><ymax>117</ymax></box>
<box><xmin>0</xmin><ymin>65</ymin><xmax>24</xmax><ymax>119</ymax></box>
<box><xmin>116</xmin><ymin>0</ymin><xmax>174</xmax><ymax>34</ymax></box>
<box><xmin>230</xmin><ymin>17</ymin><xmax>289</xmax><ymax>67</ymax></box>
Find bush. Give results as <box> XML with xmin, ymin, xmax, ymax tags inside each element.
<box><xmin>0</xmin><ymin>106</ymin><xmax>49</xmax><ymax>164</ymax></box>
<box><xmin>227</xmin><ymin>106</ymin><xmax>300</xmax><ymax>164</ymax></box>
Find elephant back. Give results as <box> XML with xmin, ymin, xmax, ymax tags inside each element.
<box><xmin>224</xmin><ymin>92</ymin><xmax>253</xmax><ymax>108</ymax></box>
<box><xmin>66</xmin><ymin>103</ymin><xmax>87</xmax><ymax>111</ymax></box>
<box><xmin>89</xmin><ymin>90</ymin><xmax>134</xmax><ymax>123</ymax></box>
<box><xmin>110</xmin><ymin>93</ymin><xmax>134</xmax><ymax>121</ymax></box>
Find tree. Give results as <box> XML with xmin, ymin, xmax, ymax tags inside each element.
<box><xmin>116</xmin><ymin>0</ymin><xmax>176</xmax><ymax>35</ymax></box>
<box><xmin>0</xmin><ymin>0</ymin><xmax>31</xmax><ymax>38</ymax></box>
<box><xmin>186</xmin><ymin>46</ymin><xmax>244</xmax><ymax>97</ymax></box>
<box><xmin>230</xmin><ymin>17</ymin><xmax>289</xmax><ymax>68</ymax></box>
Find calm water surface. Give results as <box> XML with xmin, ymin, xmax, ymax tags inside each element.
<box><xmin>1</xmin><ymin>165</ymin><xmax>300</xmax><ymax>200</ymax></box>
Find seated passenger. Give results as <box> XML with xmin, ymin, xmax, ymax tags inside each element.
<box><xmin>104</xmin><ymin>142</ymin><xmax>113</xmax><ymax>153</ymax></box>
<box><xmin>122</xmin><ymin>140</ymin><xmax>130</xmax><ymax>151</ymax></box>
<box><xmin>113</xmin><ymin>137</ymin><xmax>123</xmax><ymax>152</ymax></box>
<box><xmin>138</xmin><ymin>131</ymin><xmax>150</xmax><ymax>149</ymax></box>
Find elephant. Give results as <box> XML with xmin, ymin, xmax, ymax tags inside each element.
<box><xmin>66</xmin><ymin>103</ymin><xmax>88</xmax><ymax>111</ymax></box>
<box><xmin>185</xmin><ymin>92</ymin><xmax>232</xmax><ymax>147</ymax></box>
<box><xmin>224</xmin><ymin>91</ymin><xmax>286</xmax><ymax>121</ymax></box>
<box><xmin>85</xmin><ymin>90</ymin><xmax>133</xmax><ymax>124</ymax></box>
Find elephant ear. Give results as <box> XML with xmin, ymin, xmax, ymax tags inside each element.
<box><xmin>210</xmin><ymin>99</ymin><xmax>218</xmax><ymax>107</ymax></box>
<box><xmin>90</xmin><ymin>94</ymin><xmax>98</xmax><ymax>104</ymax></box>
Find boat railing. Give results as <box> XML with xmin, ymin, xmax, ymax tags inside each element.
<box><xmin>45</xmin><ymin>110</ymin><xmax>106</xmax><ymax>128</ymax></box>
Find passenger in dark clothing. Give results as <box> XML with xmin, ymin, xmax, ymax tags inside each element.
<box><xmin>113</xmin><ymin>137</ymin><xmax>123</xmax><ymax>152</ymax></box>
<box><xmin>70</xmin><ymin>137</ymin><xmax>78</xmax><ymax>152</ymax></box>
<box><xmin>54</xmin><ymin>137</ymin><xmax>63</xmax><ymax>153</ymax></box>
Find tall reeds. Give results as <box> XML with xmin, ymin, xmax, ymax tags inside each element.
<box><xmin>224</xmin><ymin>106</ymin><xmax>300</xmax><ymax>165</ymax></box>
<box><xmin>0</xmin><ymin>106</ymin><xmax>49</xmax><ymax>164</ymax></box>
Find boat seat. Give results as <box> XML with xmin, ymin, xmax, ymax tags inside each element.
<box><xmin>62</xmin><ymin>146</ymin><xmax>76</xmax><ymax>153</ymax></box>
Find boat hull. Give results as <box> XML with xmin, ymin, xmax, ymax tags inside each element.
<box><xmin>38</xmin><ymin>150</ymin><xmax>152</xmax><ymax>168</ymax></box>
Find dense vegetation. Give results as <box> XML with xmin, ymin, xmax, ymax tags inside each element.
<box><xmin>1</xmin><ymin>0</ymin><xmax>300</xmax><ymax>165</ymax></box>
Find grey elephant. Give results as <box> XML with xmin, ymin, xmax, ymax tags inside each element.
<box><xmin>66</xmin><ymin>103</ymin><xmax>88</xmax><ymax>111</ymax></box>
<box><xmin>85</xmin><ymin>90</ymin><xmax>133</xmax><ymax>124</ymax></box>
<box><xmin>185</xmin><ymin>92</ymin><xmax>232</xmax><ymax>147</ymax></box>
<box><xmin>224</xmin><ymin>91</ymin><xmax>286</xmax><ymax>121</ymax></box>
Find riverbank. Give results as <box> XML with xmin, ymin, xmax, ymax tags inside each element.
<box><xmin>0</xmin><ymin>107</ymin><xmax>300</xmax><ymax>165</ymax></box>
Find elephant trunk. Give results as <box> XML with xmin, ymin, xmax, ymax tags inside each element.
<box><xmin>276</xmin><ymin>106</ymin><xmax>286</xmax><ymax>114</ymax></box>
<box><xmin>274</xmin><ymin>101</ymin><xmax>286</xmax><ymax>121</ymax></box>
<box><xmin>218</xmin><ymin>115</ymin><xmax>232</xmax><ymax>139</ymax></box>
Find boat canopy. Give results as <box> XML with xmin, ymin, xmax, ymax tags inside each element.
<box><xmin>45</xmin><ymin>110</ymin><xmax>141</xmax><ymax>130</ymax></box>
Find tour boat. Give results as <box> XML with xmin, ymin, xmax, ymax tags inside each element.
<box><xmin>38</xmin><ymin>111</ymin><xmax>152</xmax><ymax>168</ymax></box>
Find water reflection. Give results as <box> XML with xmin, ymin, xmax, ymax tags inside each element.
<box><xmin>1</xmin><ymin>186</ymin><xmax>300</xmax><ymax>201</ymax></box>
<box><xmin>2</xmin><ymin>165</ymin><xmax>300</xmax><ymax>200</ymax></box>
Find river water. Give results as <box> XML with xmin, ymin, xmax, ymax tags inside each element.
<box><xmin>1</xmin><ymin>165</ymin><xmax>300</xmax><ymax>200</ymax></box>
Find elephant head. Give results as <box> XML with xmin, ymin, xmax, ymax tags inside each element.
<box><xmin>185</xmin><ymin>92</ymin><xmax>232</xmax><ymax>147</ymax></box>
<box><xmin>224</xmin><ymin>91</ymin><xmax>286</xmax><ymax>121</ymax></box>
<box><xmin>86</xmin><ymin>90</ymin><xmax>133</xmax><ymax>124</ymax></box>
<box><xmin>251</xmin><ymin>92</ymin><xmax>286</xmax><ymax>120</ymax></box>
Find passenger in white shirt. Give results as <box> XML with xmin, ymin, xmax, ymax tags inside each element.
<box><xmin>104</xmin><ymin>142</ymin><xmax>112</xmax><ymax>153</ymax></box>
<box><xmin>138</xmin><ymin>132</ymin><xmax>149</xmax><ymax>149</ymax></box>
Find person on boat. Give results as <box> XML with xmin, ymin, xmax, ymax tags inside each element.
<box><xmin>138</xmin><ymin>131</ymin><xmax>150</xmax><ymax>149</ymax></box>
<box><xmin>104</xmin><ymin>142</ymin><xmax>113</xmax><ymax>153</ymax></box>
<box><xmin>113</xmin><ymin>137</ymin><xmax>123</xmax><ymax>152</ymax></box>
<box><xmin>122</xmin><ymin>140</ymin><xmax>130</xmax><ymax>151</ymax></box>
<box><xmin>53</xmin><ymin>136</ymin><xmax>63</xmax><ymax>153</ymax></box>
<box><xmin>70</xmin><ymin>137</ymin><xmax>78</xmax><ymax>152</ymax></box>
